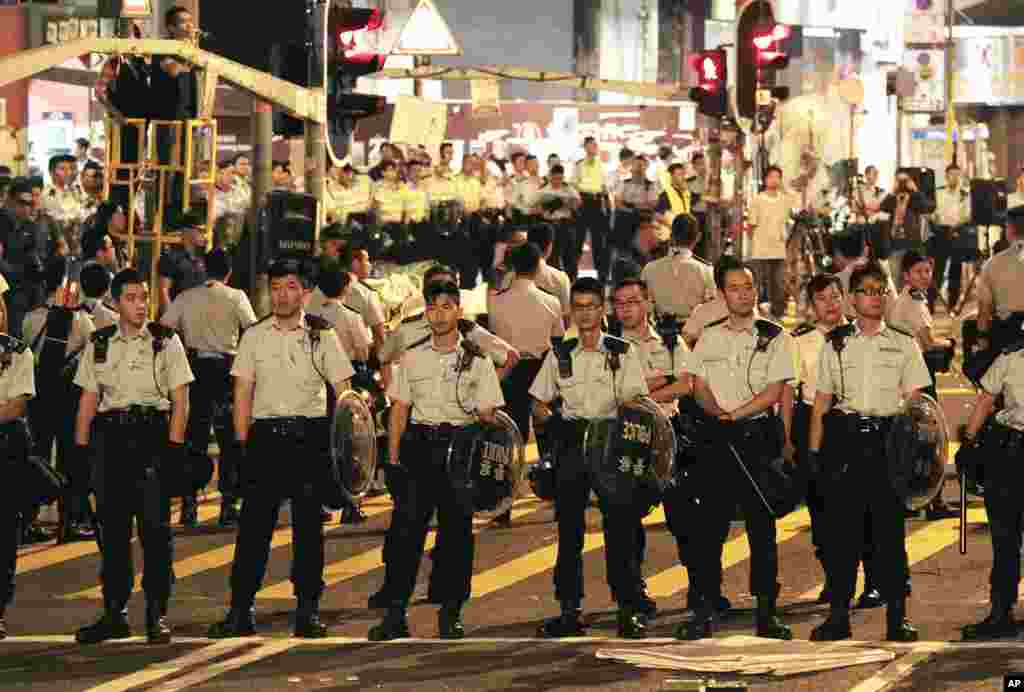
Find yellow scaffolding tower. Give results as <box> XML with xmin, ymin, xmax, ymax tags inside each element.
<box><xmin>103</xmin><ymin>116</ymin><xmax>217</xmax><ymax>317</ymax></box>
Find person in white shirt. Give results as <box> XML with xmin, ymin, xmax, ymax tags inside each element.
<box><xmin>745</xmin><ymin>165</ymin><xmax>798</xmax><ymax>320</ymax></box>
<box><xmin>928</xmin><ymin>163</ymin><xmax>972</xmax><ymax>312</ymax></box>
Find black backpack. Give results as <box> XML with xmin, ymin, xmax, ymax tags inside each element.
<box><xmin>32</xmin><ymin>306</ymin><xmax>83</xmax><ymax>397</ymax></box>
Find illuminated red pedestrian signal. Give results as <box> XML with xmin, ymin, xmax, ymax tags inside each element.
<box><xmin>688</xmin><ymin>49</ymin><xmax>727</xmax><ymax>118</ymax></box>
<box><xmin>330</xmin><ymin>7</ymin><xmax>387</xmax><ymax>76</ymax></box>
<box><xmin>753</xmin><ymin>23</ymin><xmax>790</xmax><ymax>70</ymax></box>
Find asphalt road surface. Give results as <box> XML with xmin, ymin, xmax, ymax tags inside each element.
<box><xmin>4</xmin><ymin>307</ymin><xmax>1017</xmax><ymax>692</ymax></box>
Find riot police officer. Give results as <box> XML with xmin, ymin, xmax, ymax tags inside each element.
<box><xmin>530</xmin><ymin>277</ymin><xmax>650</xmax><ymax>639</ymax></box>
<box><xmin>369</xmin><ymin>264</ymin><xmax>514</xmax><ymax>608</ymax></box>
<box><xmin>161</xmin><ymin>249</ymin><xmax>257</xmax><ymax>527</ymax></box>
<box><xmin>369</xmin><ymin>280</ymin><xmax>505</xmax><ymax>640</ymax></box>
<box><xmin>959</xmin><ymin>338</ymin><xmax>1024</xmax><ymax>640</ymax></box>
<box><xmin>73</xmin><ymin>268</ymin><xmax>195</xmax><ymax>644</ymax></box>
<box><xmin>808</xmin><ymin>261</ymin><xmax>931</xmax><ymax>642</ymax></box>
<box><xmin>680</xmin><ymin>256</ymin><xmax>796</xmax><ymax>641</ymax></box>
<box><xmin>0</xmin><ymin>321</ymin><xmax>35</xmax><ymax>639</ymax></box>
<box><xmin>208</xmin><ymin>259</ymin><xmax>353</xmax><ymax>639</ymax></box>
<box><xmin>611</xmin><ymin>276</ymin><xmax>692</xmax><ymax>619</ymax></box>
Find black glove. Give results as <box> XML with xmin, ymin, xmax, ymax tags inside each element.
<box><xmin>805</xmin><ymin>450</ymin><xmax>821</xmax><ymax>479</ymax></box>
<box><xmin>229</xmin><ymin>440</ymin><xmax>254</xmax><ymax>497</ymax></box>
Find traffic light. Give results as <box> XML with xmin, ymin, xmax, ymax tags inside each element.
<box><xmin>753</xmin><ymin>23</ymin><xmax>791</xmax><ymax>70</ymax></box>
<box><xmin>688</xmin><ymin>49</ymin><xmax>727</xmax><ymax>118</ymax></box>
<box><xmin>324</xmin><ymin>6</ymin><xmax>388</xmax><ymax>160</ymax></box>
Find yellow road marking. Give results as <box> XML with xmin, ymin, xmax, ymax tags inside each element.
<box><xmin>645</xmin><ymin>508</ymin><xmax>812</xmax><ymax>599</ymax></box>
<box><xmin>469</xmin><ymin>507</ymin><xmax>666</xmax><ymax>599</ymax></box>
<box><xmin>798</xmin><ymin>508</ymin><xmax>988</xmax><ymax>601</ymax></box>
<box><xmin>18</xmin><ymin>501</ymin><xmax>221</xmax><ymax>576</ymax></box>
<box><xmin>63</xmin><ymin>498</ymin><xmax>395</xmax><ymax>599</ymax></box>
<box><xmin>256</xmin><ymin>499</ymin><xmax>544</xmax><ymax>599</ymax></box>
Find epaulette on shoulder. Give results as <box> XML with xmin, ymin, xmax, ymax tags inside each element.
<box><xmin>304</xmin><ymin>314</ymin><xmax>331</xmax><ymax>331</ymax></box>
<box><xmin>91</xmin><ymin>324</ymin><xmax>118</xmax><ymax>343</ymax></box>
<box><xmin>791</xmin><ymin>322</ymin><xmax>816</xmax><ymax>338</ymax></box>
<box><xmin>359</xmin><ymin>279</ymin><xmax>380</xmax><ymax>294</ymax></box>
<box><xmin>706</xmin><ymin>316</ymin><xmax>728</xmax><ymax>329</ymax></box>
<box><xmin>0</xmin><ymin>334</ymin><xmax>27</xmax><ymax>354</ymax></box>
<box><xmin>401</xmin><ymin>312</ymin><xmax>424</xmax><ymax>324</ymax></box>
<box><xmin>343</xmin><ymin>303</ymin><xmax>361</xmax><ymax>315</ymax></box>
<box><xmin>251</xmin><ymin>314</ymin><xmax>273</xmax><ymax>327</ymax></box>
<box><xmin>457</xmin><ymin>318</ymin><xmax>477</xmax><ymax>336</ymax></box>
<box><xmin>553</xmin><ymin>337</ymin><xmax>577</xmax><ymax>357</ymax></box>
<box><xmin>536</xmin><ymin>284</ymin><xmax>556</xmax><ymax>298</ymax></box>
<box><xmin>407</xmin><ymin>333</ymin><xmax>431</xmax><ymax>350</ymax></box>
<box><xmin>601</xmin><ymin>334</ymin><xmax>630</xmax><ymax>355</ymax></box>
<box><xmin>887</xmin><ymin>324</ymin><xmax>915</xmax><ymax>339</ymax></box>
<box><xmin>694</xmin><ymin>254</ymin><xmax>711</xmax><ymax>265</ymax></box>
<box><xmin>147</xmin><ymin>322</ymin><xmax>175</xmax><ymax>339</ymax></box>
<box><xmin>827</xmin><ymin>323</ymin><xmax>855</xmax><ymax>343</ymax></box>
<box><xmin>754</xmin><ymin>318</ymin><xmax>783</xmax><ymax>340</ymax></box>
<box><xmin>1003</xmin><ymin>338</ymin><xmax>1024</xmax><ymax>355</ymax></box>
<box><xmin>909</xmin><ymin>288</ymin><xmax>927</xmax><ymax>301</ymax></box>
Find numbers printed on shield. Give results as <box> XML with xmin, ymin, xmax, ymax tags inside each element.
<box><xmin>479</xmin><ymin>440</ymin><xmax>511</xmax><ymax>480</ymax></box>
<box><xmin>621</xmin><ymin>421</ymin><xmax>653</xmax><ymax>445</ymax></box>
<box><xmin>617</xmin><ymin>456</ymin><xmax>646</xmax><ymax>476</ymax></box>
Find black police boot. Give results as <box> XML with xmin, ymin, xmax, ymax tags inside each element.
<box><xmin>925</xmin><ymin>499</ymin><xmax>958</xmax><ymax>520</ymax></box>
<box><xmin>76</xmin><ymin>604</ymin><xmax>131</xmax><ymax>644</ymax></box>
<box><xmin>145</xmin><ymin>600</ymin><xmax>171</xmax><ymax>644</ymax></box>
<box><xmin>755</xmin><ymin>595</ymin><xmax>792</xmax><ymax>640</ymax></box>
<box><xmin>855</xmin><ymin>587</ymin><xmax>885</xmax><ymax>609</ymax></box>
<box><xmin>538</xmin><ymin>601</ymin><xmax>586</xmax><ymax>638</ymax></box>
<box><xmin>810</xmin><ymin>609</ymin><xmax>853</xmax><ymax>641</ymax></box>
<box><xmin>367</xmin><ymin>585</ymin><xmax>392</xmax><ymax>609</ymax></box>
<box><xmin>616</xmin><ymin>607</ymin><xmax>647</xmax><ymax>639</ymax></box>
<box><xmin>637</xmin><ymin>591</ymin><xmax>657</xmax><ymax>620</ymax></box>
<box><xmin>885</xmin><ymin>601</ymin><xmax>919</xmax><ymax>642</ymax></box>
<box><xmin>962</xmin><ymin>597</ymin><xmax>1018</xmax><ymax>641</ymax></box>
<box><xmin>368</xmin><ymin>607</ymin><xmax>410</xmax><ymax>641</ymax></box>
<box><xmin>218</xmin><ymin>499</ymin><xmax>240</xmax><ymax>527</ymax></box>
<box><xmin>294</xmin><ymin>597</ymin><xmax>328</xmax><ymax>639</ymax></box>
<box><xmin>180</xmin><ymin>496</ymin><xmax>199</xmax><ymax>527</ymax></box>
<box><xmin>675</xmin><ymin>604</ymin><xmax>714</xmax><ymax>641</ymax></box>
<box><xmin>438</xmin><ymin>602</ymin><xmax>466</xmax><ymax>640</ymax></box>
<box><xmin>340</xmin><ymin>504</ymin><xmax>367</xmax><ymax>525</ymax></box>
<box><xmin>207</xmin><ymin>606</ymin><xmax>257</xmax><ymax>638</ymax></box>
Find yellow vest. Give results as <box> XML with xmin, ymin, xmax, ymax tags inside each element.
<box><xmin>456</xmin><ymin>174</ymin><xmax>482</xmax><ymax>212</ymax></box>
<box><xmin>403</xmin><ymin>186</ymin><xmax>429</xmax><ymax>223</ymax></box>
<box><xmin>428</xmin><ymin>172</ymin><xmax>457</xmax><ymax>203</ymax></box>
<box><xmin>664</xmin><ymin>183</ymin><xmax>691</xmax><ymax>219</ymax></box>
<box><xmin>576</xmin><ymin>158</ymin><xmax>605</xmax><ymax>194</ymax></box>
<box><xmin>375</xmin><ymin>182</ymin><xmax>407</xmax><ymax>220</ymax></box>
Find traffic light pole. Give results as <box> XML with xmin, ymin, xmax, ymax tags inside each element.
<box><xmin>706</xmin><ymin>124</ymin><xmax>724</xmax><ymax>264</ymax></box>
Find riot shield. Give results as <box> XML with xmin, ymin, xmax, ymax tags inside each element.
<box><xmin>446</xmin><ymin>411</ymin><xmax>527</xmax><ymax>519</ymax></box>
<box><xmin>329</xmin><ymin>390</ymin><xmax>378</xmax><ymax>505</ymax></box>
<box><xmin>887</xmin><ymin>393</ymin><xmax>950</xmax><ymax>511</ymax></box>
<box><xmin>584</xmin><ymin>397</ymin><xmax>677</xmax><ymax>515</ymax></box>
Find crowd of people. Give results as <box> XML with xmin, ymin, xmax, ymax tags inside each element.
<box><xmin>4</xmin><ymin>107</ymin><xmax>1024</xmax><ymax>650</ymax></box>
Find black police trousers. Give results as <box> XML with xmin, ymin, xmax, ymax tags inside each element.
<box><xmin>980</xmin><ymin>426</ymin><xmax>1024</xmax><ymax>605</ymax></box>
<box><xmin>578</xmin><ymin>193</ymin><xmax>610</xmax><ymax>283</ymax></box>
<box><xmin>386</xmin><ymin>425</ymin><xmax>474</xmax><ymax>607</ymax></box>
<box><xmin>687</xmin><ymin>420</ymin><xmax>781</xmax><ymax>604</ymax></box>
<box><xmin>94</xmin><ymin>415</ymin><xmax>173</xmax><ymax>606</ymax></box>
<box><xmin>824</xmin><ymin>420</ymin><xmax>907</xmax><ymax>610</ymax></box>
<box><xmin>553</xmin><ymin>425</ymin><xmax>644</xmax><ymax>608</ymax></box>
<box><xmin>500</xmin><ymin>357</ymin><xmax>546</xmax><ymax>443</ymax></box>
<box><xmin>229</xmin><ymin>418</ymin><xmax>329</xmax><ymax>609</ymax></box>
<box><xmin>185</xmin><ymin>354</ymin><xmax>235</xmax><ymax>499</ymax></box>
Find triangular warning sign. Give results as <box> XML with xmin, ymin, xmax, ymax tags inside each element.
<box><xmin>392</xmin><ymin>0</ymin><xmax>461</xmax><ymax>56</ymax></box>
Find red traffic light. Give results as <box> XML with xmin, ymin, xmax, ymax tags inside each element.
<box><xmin>753</xmin><ymin>23</ymin><xmax>790</xmax><ymax>69</ymax></box>
<box><xmin>328</xmin><ymin>6</ymin><xmax>386</xmax><ymax>74</ymax></box>
<box><xmin>330</xmin><ymin>7</ymin><xmax>384</xmax><ymax>34</ymax></box>
<box><xmin>689</xmin><ymin>49</ymin><xmax>726</xmax><ymax>93</ymax></box>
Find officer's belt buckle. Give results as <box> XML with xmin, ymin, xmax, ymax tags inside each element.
<box><xmin>259</xmin><ymin>417</ymin><xmax>309</xmax><ymax>438</ymax></box>
<box><xmin>194</xmin><ymin>351</ymin><xmax>230</xmax><ymax>360</ymax></box>
<box><xmin>411</xmin><ymin>422</ymin><xmax>463</xmax><ymax>442</ymax></box>
<box><xmin>852</xmin><ymin>414</ymin><xmax>889</xmax><ymax>434</ymax></box>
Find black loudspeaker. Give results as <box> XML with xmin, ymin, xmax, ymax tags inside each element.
<box><xmin>266</xmin><ymin>191</ymin><xmax>318</xmax><ymax>261</ymax></box>
<box><xmin>898</xmin><ymin>166</ymin><xmax>936</xmax><ymax>203</ymax></box>
<box><xmin>970</xmin><ymin>178</ymin><xmax>1007</xmax><ymax>227</ymax></box>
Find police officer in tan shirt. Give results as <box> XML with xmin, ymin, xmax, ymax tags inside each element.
<box><xmin>527</xmin><ymin>224</ymin><xmax>572</xmax><ymax>321</ymax></box>
<box><xmin>209</xmin><ymin>259</ymin><xmax>353</xmax><ymax>640</ymax></box>
<box><xmin>369</xmin><ymin>280</ymin><xmax>504</xmax><ymax>641</ymax></box>
<box><xmin>641</xmin><ymin>214</ymin><xmax>715</xmax><ymax>321</ymax></box>
<box><xmin>530</xmin><ymin>277</ymin><xmax>650</xmax><ymax>639</ymax></box>
<box><xmin>808</xmin><ymin>262</ymin><xmax>931</xmax><ymax>643</ymax></box>
<box><xmin>162</xmin><ymin>249</ymin><xmax>258</xmax><ymax>527</ymax></box>
<box><xmin>0</xmin><ymin>325</ymin><xmax>35</xmax><ymax>640</ymax></box>
<box><xmin>73</xmin><ymin>268</ymin><xmax>194</xmax><ymax>645</ymax></box>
